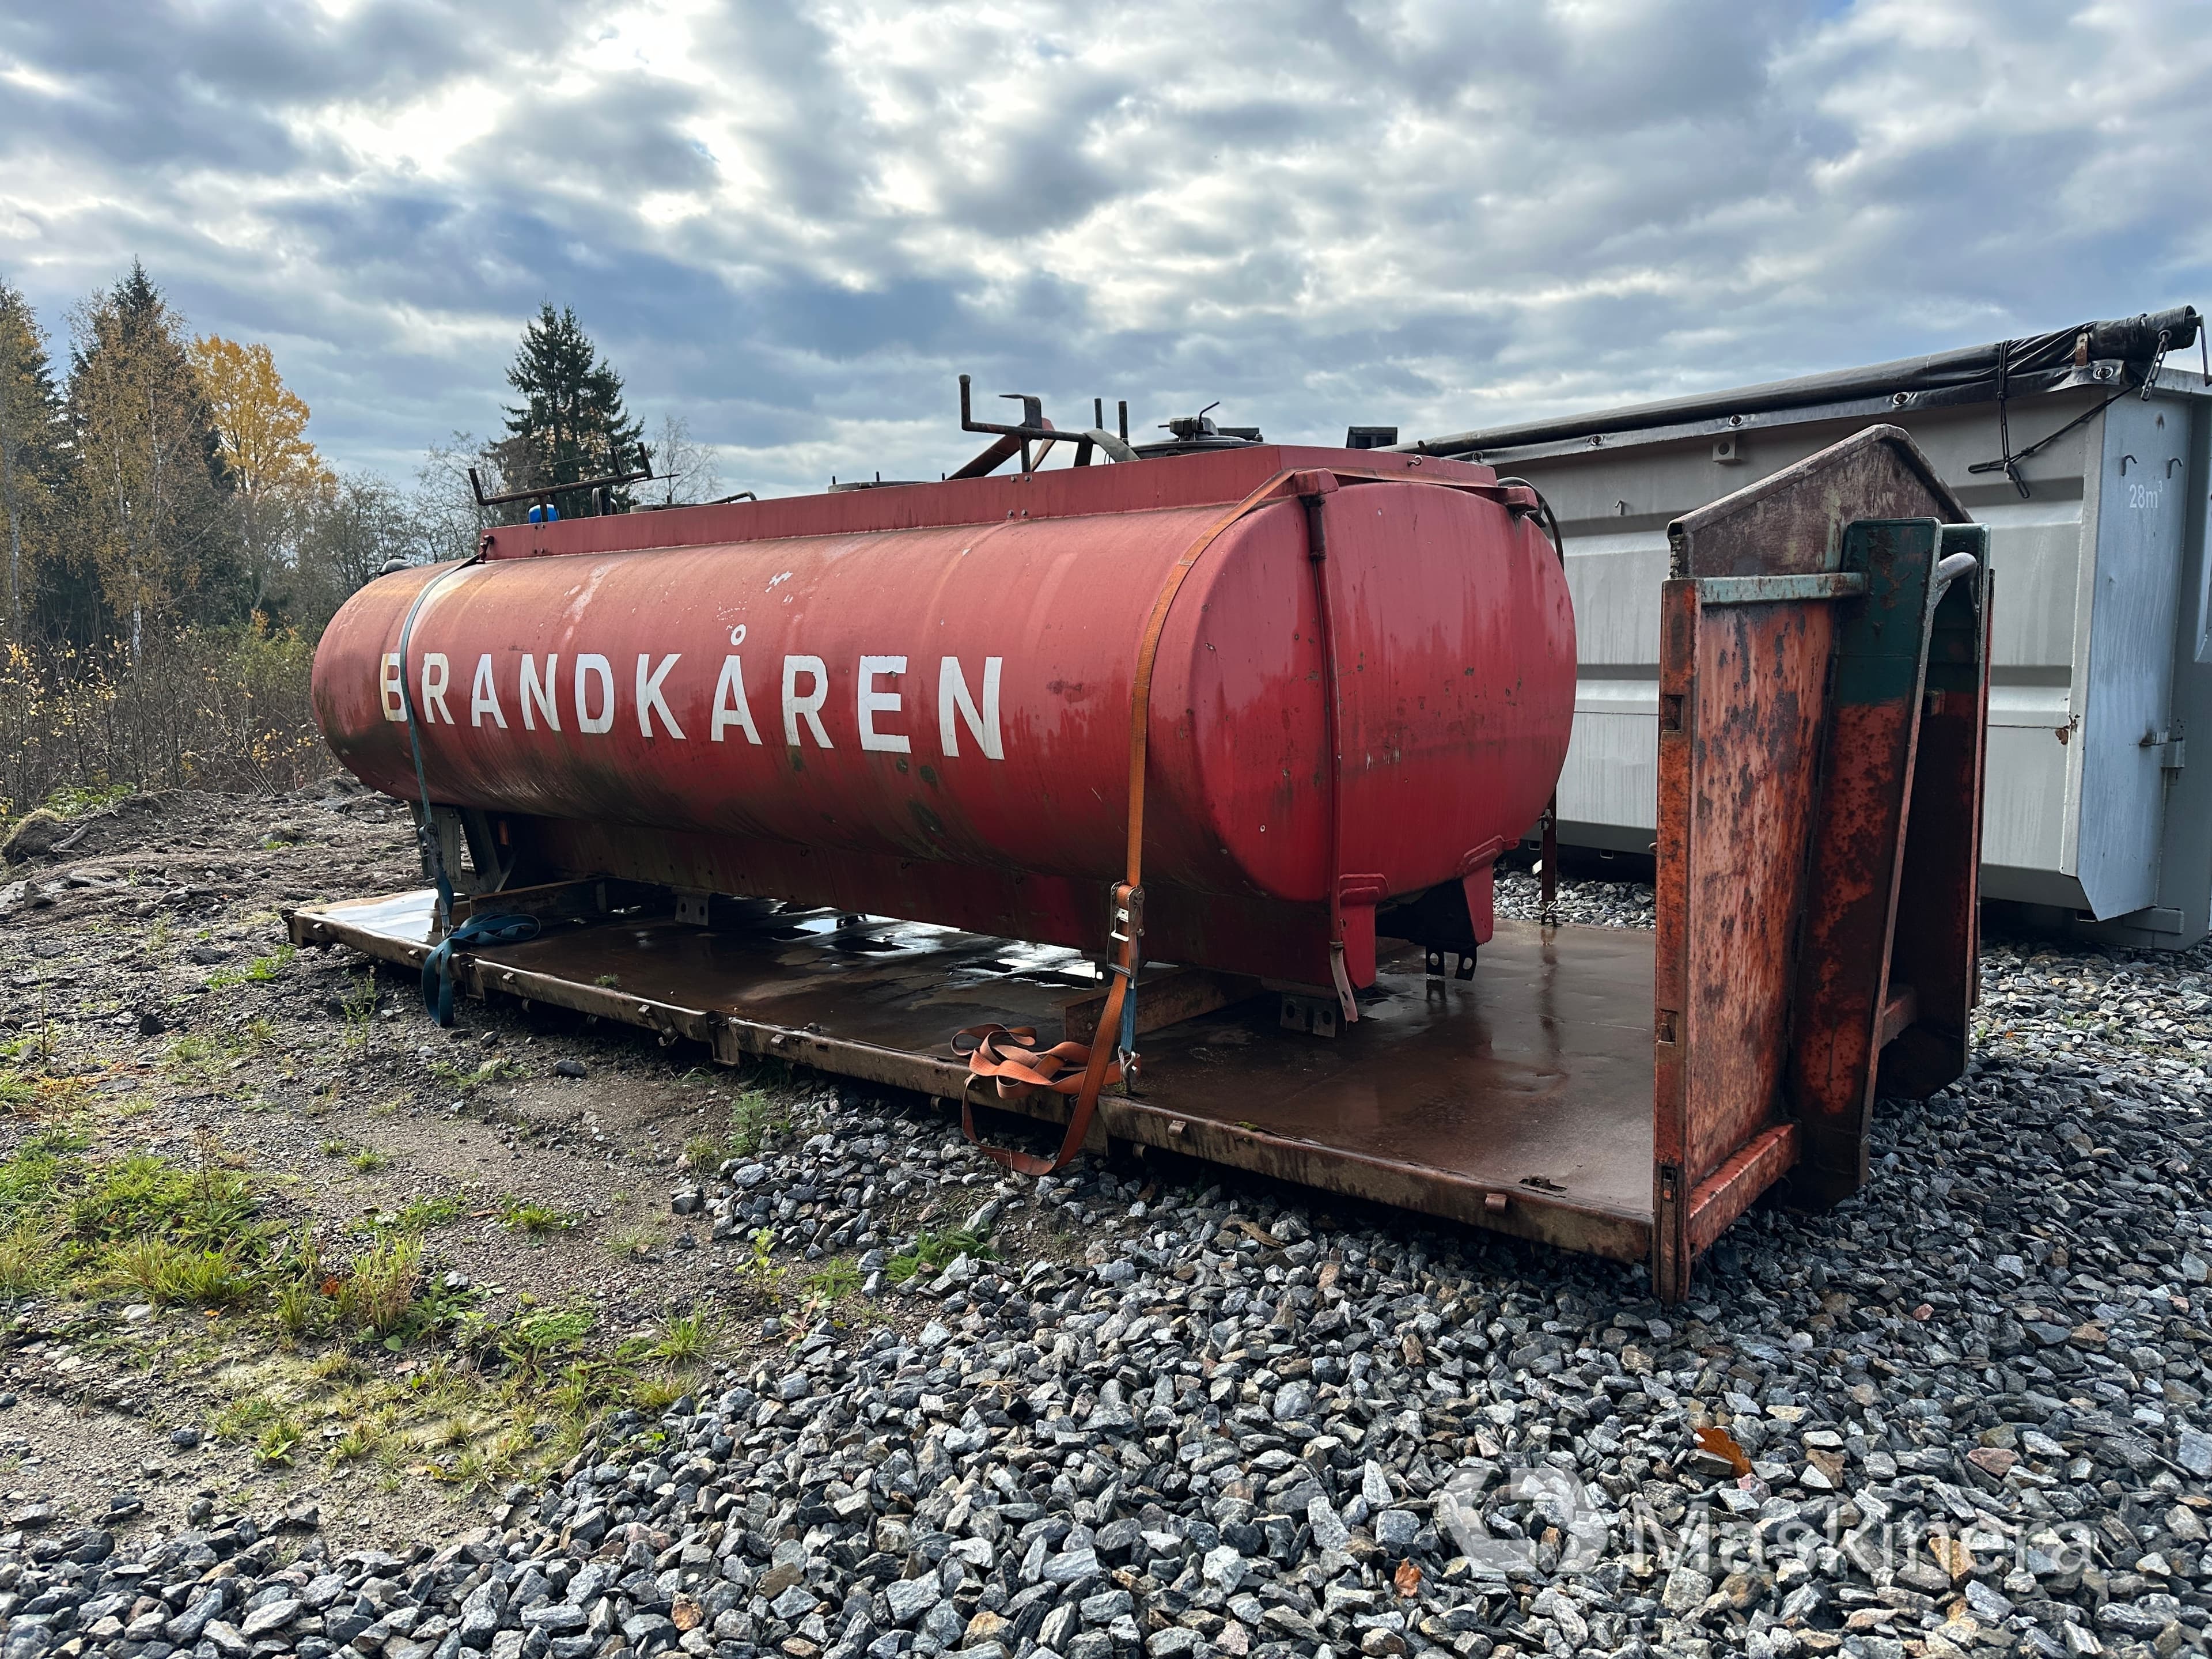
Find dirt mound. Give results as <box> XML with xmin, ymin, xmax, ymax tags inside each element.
<box><xmin>1</xmin><ymin>807</ymin><xmax>66</xmax><ymax>862</ymax></box>
<box><xmin>3</xmin><ymin>792</ymin><xmax>177</xmax><ymax>865</ymax></box>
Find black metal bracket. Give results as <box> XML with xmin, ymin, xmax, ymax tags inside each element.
<box><xmin>469</xmin><ymin>443</ymin><xmax>657</xmax><ymax>512</ymax></box>
<box><xmin>951</xmin><ymin>374</ymin><xmax>1138</xmax><ymax>477</ymax></box>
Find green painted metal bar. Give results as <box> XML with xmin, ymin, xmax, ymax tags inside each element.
<box><xmin>1694</xmin><ymin>572</ymin><xmax>1870</xmax><ymax>605</ymax></box>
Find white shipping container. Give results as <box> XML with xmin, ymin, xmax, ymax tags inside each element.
<box><xmin>1403</xmin><ymin>308</ymin><xmax>2210</xmax><ymax>949</ymax></box>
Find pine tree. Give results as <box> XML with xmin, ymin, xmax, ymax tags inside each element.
<box><xmin>63</xmin><ymin>262</ymin><xmax>240</xmax><ymax>650</ymax></box>
<box><xmin>0</xmin><ymin>278</ymin><xmax>67</xmax><ymax>645</ymax></box>
<box><xmin>501</xmin><ymin>303</ymin><xmax>643</xmax><ymax>521</ymax></box>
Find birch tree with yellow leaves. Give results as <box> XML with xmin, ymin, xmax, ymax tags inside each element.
<box><xmin>63</xmin><ymin>263</ymin><xmax>237</xmax><ymax>654</ymax></box>
<box><xmin>190</xmin><ymin>332</ymin><xmax>333</xmax><ymax>614</ymax></box>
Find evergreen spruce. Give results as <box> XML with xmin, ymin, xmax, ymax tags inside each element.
<box><xmin>500</xmin><ymin>303</ymin><xmax>643</xmax><ymax>521</ymax></box>
<box><xmin>0</xmin><ymin>276</ymin><xmax>68</xmax><ymax>645</ymax></box>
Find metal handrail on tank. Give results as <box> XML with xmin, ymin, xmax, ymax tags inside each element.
<box><xmin>950</xmin><ymin>375</ymin><xmax>1139</xmax><ymax>475</ymax></box>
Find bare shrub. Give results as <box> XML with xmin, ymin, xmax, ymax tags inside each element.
<box><xmin>0</xmin><ymin>617</ymin><xmax>328</xmax><ymax>820</ymax></box>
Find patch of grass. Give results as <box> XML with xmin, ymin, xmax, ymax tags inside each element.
<box><xmin>19</xmin><ymin>1120</ymin><xmax>89</xmax><ymax>1158</ymax></box>
<box><xmin>255</xmin><ymin>1416</ymin><xmax>303</xmax><ymax>1466</ymax></box>
<box><xmin>425</xmin><ymin>1411</ymin><xmax>480</xmax><ymax>1451</ymax></box>
<box><xmin>495</xmin><ymin>1194</ymin><xmax>577</xmax><ymax>1236</ymax></box>
<box><xmin>652</xmin><ymin>1310</ymin><xmax>717</xmax><ymax>1368</ymax></box>
<box><xmin>113</xmin><ymin>1239</ymin><xmax>256</xmax><ymax>1306</ymax></box>
<box><xmin>888</xmin><ymin>1226</ymin><xmax>997</xmax><ymax>1284</ymax></box>
<box><xmin>496</xmin><ymin>1305</ymin><xmax>593</xmax><ymax>1369</ymax></box>
<box><xmin>428</xmin><ymin>1054</ymin><xmax>525</xmax><ymax>1094</ymax></box>
<box><xmin>0</xmin><ymin>1063</ymin><xmax>95</xmax><ymax>1124</ymax></box>
<box><xmin>207</xmin><ymin>944</ymin><xmax>295</xmax><ymax>988</ymax></box>
<box><xmin>0</xmin><ymin>1127</ymin><xmax>722</xmax><ymax>1515</ymax></box>
<box><xmin>804</xmin><ymin>1257</ymin><xmax>862</xmax><ymax>1301</ymax></box>
<box><xmin>0</xmin><ymin>1141</ymin><xmax>270</xmax><ymax>1308</ymax></box>
<box><xmin>681</xmin><ymin>1133</ymin><xmax>730</xmax><ymax>1172</ymax></box>
<box><xmin>393</xmin><ymin>1193</ymin><xmax>467</xmax><ymax>1232</ymax></box>
<box><xmin>41</xmin><ymin>779</ymin><xmax>138</xmax><ymax>817</ymax></box>
<box><xmin>320</xmin><ymin>1138</ymin><xmax>349</xmax><ymax>1158</ymax></box>
<box><xmin>69</xmin><ymin>1152</ymin><xmax>262</xmax><ymax>1253</ymax></box>
<box><xmin>335</xmin><ymin>1235</ymin><xmax>421</xmax><ymax>1340</ymax></box>
<box><xmin>274</xmin><ymin>1279</ymin><xmax>323</xmax><ymax>1339</ymax></box>
<box><xmin>0</xmin><ymin>1221</ymin><xmax>56</xmax><ymax>1298</ymax></box>
<box><xmin>339</xmin><ymin>971</ymin><xmax>378</xmax><ymax>1062</ymax></box>
<box><xmin>683</xmin><ymin>1088</ymin><xmax>795</xmax><ymax>1169</ymax></box>
<box><xmin>210</xmin><ymin>1391</ymin><xmax>292</xmax><ymax>1443</ymax></box>
<box><xmin>604</xmin><ymin>1222</ymin><xmax>660</xmax><ymax>1260</ymax></box>
<box><xmin>349</xmin><ymin>1147</ymin><xmax>389</xmax><ymax>1173</ymax></box>
<box><xmin>729</xmin><ymin>1089</ymin><xmax>789</xmax><ymax>1155</ymax></box>
<box><xmin>0</xmin><ymin>1145</ymin><xmax>64</xmax><ymax>1222</ymax></box>
<box><xmin>161</xmin><ymin>1025</ymin><xmax>271</xmax><ymax>1090</ymax></box>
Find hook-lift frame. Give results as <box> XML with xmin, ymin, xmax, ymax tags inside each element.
<box><xmin>291</xmin><ymin>426</ymin><xmax>1990</xmax><ymax>1302</ymax></box>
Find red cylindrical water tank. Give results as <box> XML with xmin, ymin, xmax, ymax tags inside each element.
<box><xmin>312</xmin><ymin>452</ymin><xmax>1574</xmax><ymax>988</ymax></box>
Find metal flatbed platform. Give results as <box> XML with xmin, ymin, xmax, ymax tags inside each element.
<box><xmin>290</xmin><ymin>889</ymin><xmax>1657</xmax><ymax>1262</ymax></box>
<box><xmin>288</xmin><ymin>429</ymin><xmax>1997</xmax><ymax>1298</ymax></box>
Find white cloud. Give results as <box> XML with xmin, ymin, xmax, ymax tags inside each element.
<box><xmin>0</xmin><ymin>0</ymin><xmax>2204</xmax><ymax>493</ymax></box>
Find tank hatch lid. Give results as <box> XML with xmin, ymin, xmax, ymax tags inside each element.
<box><xmin>1131</xmin><ymin>406</ymin><xmax>1264</xmax><ymax>459</ymax></box>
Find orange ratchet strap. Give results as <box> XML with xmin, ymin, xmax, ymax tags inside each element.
<box><xmin>952</xmin><ymin>1025</ymin><xmax>1123</xmax><ymax>1099</ymax></box>
<box><xmin>955</xmin><ymin>468</ymin><xmax>1314</xmax><ymax>1174</ymax></box>
<box><xmin>954</xmin><ymin>463</ymin><xmax>1530</xmax><ymax>1173</ymax></box>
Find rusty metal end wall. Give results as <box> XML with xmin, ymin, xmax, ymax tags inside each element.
<box><xmin>1654</xmin><ymin>426</ymin><xmax>1990</xmax><ymax>1299</ymax></box>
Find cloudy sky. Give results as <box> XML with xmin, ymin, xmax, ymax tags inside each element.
<box><xmin>2</xmin><ymin>0</ymin><xmax>2206</xmax><ymax>497</ymax></box>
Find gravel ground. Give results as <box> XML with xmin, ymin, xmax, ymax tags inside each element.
<box><xmin>4</xmin><ymin>793</ymin><xmax>2212</xmax><ymax>1659</ymax></box>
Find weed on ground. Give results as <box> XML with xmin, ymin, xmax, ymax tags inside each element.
<box><xmin>682</xmin><ymin>1088</ymin><xmax>790</xmax><ymax>1170</ymax></box>
<box><xmin>0</xmin><ymin>1122</ymin><xmax>736</xmax><ymax>1494</ymax></box>
<box><xmin>887</xmin><ymin>1224</ymin><xmax>997</xmax><ymax>1282</ymax></box>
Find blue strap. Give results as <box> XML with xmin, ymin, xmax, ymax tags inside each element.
<box><xmin>394</xmin><ymin>559</ymin><xmax>477</xmax><ymax>931</ymax></box>
<box><xmin>422</xmin><ymin>912</ymin><xmax>541</xmax><ymax>1026</ymax></box>
<box><xmin>392</xmin><ymin>554</ymin><xmax>520</xmax><ymax>1027</ymax></box>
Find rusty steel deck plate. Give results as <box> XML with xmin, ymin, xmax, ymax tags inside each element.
<box><xmin>289</xmin><ymin>892</ymin><xmax>1658</xmax><ymax>1262</ymax></box>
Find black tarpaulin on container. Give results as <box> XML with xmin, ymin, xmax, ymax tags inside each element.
<box><xmin>1410</xmin><ymin>305</ymin><xmax>2203</xmax><ymax>459</ymax></box>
